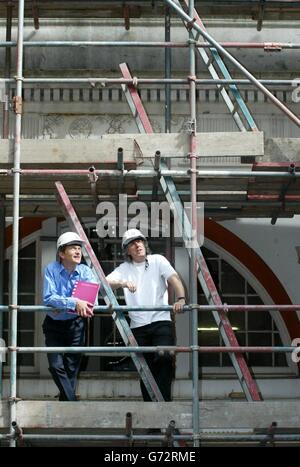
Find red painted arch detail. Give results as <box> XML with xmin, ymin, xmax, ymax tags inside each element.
<box><xmin>5</xmin><ymin>217</ymin><xmax>46</xmax><ymax>249</ymax></box>
<box><xmin>205</xmin><ymin>219</ymin><xmax>300</xmax><ymax>341</ymax></box>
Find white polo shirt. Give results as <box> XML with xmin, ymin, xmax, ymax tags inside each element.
<box><xmin>106</xmin><ymin>254</ymin><xmax>176</xmax><ymax>328</ymax></box>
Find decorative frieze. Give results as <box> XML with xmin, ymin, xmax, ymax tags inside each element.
<box><xmin>8</xmin><ymin>86</ymin><xmax>293</xmax><ymax>104</ymax></box>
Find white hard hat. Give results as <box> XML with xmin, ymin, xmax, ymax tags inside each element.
<box><xmin>57</xmin><ymin>232</ymin><xmax>85</xmax><ymax>250</ymax></box>
<box><xmin>122</xmin><ymin>229</ymin><xmax>146</xmax><ymax>249</ymax></box>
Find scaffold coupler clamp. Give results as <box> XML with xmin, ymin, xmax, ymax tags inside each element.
<box><xmin>184</xmin><ymin>119</ymin><xmax>196</xmax><ymax>134</ymax></box>
<box><xmin>260</xmin><ymin>421</ymin><xmax>277</xmax><ymax>447</ymax></box>
<box><xmin>10</xmin><ymin>168</ymin><xmax>22</xmax><ymax>175</ymax></box>
<box><xmin>88</xmin><ymin>166</ymin><xmax>98</xmax><ymax>184</ymax></box>
<box><xmin>11</xmin><ymin>421</ymin><xmax>24</xmax><ymax>446</ymax></box>
<box><xmin>264</xmin><ymin>43</ymin><xmax>282</xmax><ymax>52</ymax></box>
<box><xmin>164</xmin><ymin>420</ymin><xmax>176</xmax><ymax>447</ymax></box>
<box><xmin>8</xmin><ymin>396</ymin><xmax>22</xmax><ymax>402</ymax></box>
<box><xmin>12</xmin><ymin>95</ymin><xmax>23</xmax><ymax>115</ymax></box>
<box><xmin>186</xmin><ymin>17</ymin><xmax>197</xmax><ymax>31</ymax></box>
<box><xmin>8</xmin><ymin>304</ymin><xmax>20</xmax><ymax>311</ymax></box>
<box><xmin>188</xmin><ymin>38</ymin><xmax>197</xmax><ymax>46</ymax></box>
<box><xmin>187</xmin><ymin>167</ymin><xmax>198</xmax><ymax>175</ymax></box>
<box><xmin>288</xmin><ymin>163</ymin><xmax>296</xmax><ymax>175</ymax></box>
<box><xmin>125</xmin><ymin>412</ymin><xmax>133</xmax><ymax>445</ymax></box>
<box><xmin>188</xmin><ymin>74</ymin><xmax>197</xmax><ymax>83</ymax></box>
<box><xmin>154</xmin><ymin>151</ymin><xmax>161</xmax><ymax>175</ymax></box>
<box><xmin>132</xmin><ymin>76</ymin><xmax>138</xmax><ymax>88</ymax></box>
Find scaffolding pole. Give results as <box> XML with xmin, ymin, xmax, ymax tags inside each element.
<box><xmin>9</xmin><ymin>0</ymin><xmax>24</xmax><ymax>448</ymax></box>
<box><xmin>2</xmin><ymin>3</ymin><xmax>12</xmax><ymax>139</ymax></box>
<box><xmin>2</xmin><ymin>430</ymin><xmax>300</xmax><ymax>445</ymax></box>
<box><xmin>165</xmin><ymin>6</ymin><xmax>172</xmax><ymax>133</ymax></box>
<box><xmin>0</xmin><ymin>195</ymin><xmax>5</xmax><ymax>399</ymax></box>
<box><xmin>2</xmin><ymin>304</ymin><xmax>300</xmax><ymax>312</ymax></box>
<box><xmin>0</xmin><ymin>40</ymin><xmax>299</xmax><ymax>49</ymax></box>
<box><xmin>1</xmin><ymin>346</ymin><xmax>298</xmax><ymax>354</ymax></box>
<box><xmin>187</xmin><ymin>0</ymin><xmax>200</xmax><ymax>447</ymax></box>
<box><xmin>2</xmin><ymin>168</ymin><xmax>300</xmax><ymax>179</ymax></box>
<box><xmin>1</xmin><ymin>77</ymin><xmax>299</xmax><ymax>85</ymax></box>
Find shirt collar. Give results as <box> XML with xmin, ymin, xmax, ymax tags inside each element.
<box><xmin>58</xmin><ymin>261</ymin><xmax>80</xmax><ymax>276</ymax></box>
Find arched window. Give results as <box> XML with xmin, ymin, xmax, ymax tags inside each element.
<box><xmin>198</xmin><ymin>246</ymin><xmax>289</xmax><ymax>372</ymax></box>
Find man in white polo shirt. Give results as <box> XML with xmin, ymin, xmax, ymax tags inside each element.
<box><xmin>106</xmin><ymin>228</ymin><xmax>186</xmax><ymax>401</ymax></box>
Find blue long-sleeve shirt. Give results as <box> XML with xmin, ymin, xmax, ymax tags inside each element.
<box><xmin>43</xmin><ymin>261</ymin><xmax>98</xmax><ymax>320</ymax></box>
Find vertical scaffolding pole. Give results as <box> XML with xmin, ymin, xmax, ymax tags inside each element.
<box><xmin>165</xmin><ymin>6</ymin><xmax>172</xmax><ymax>133</ymax></box>
<box><xmin>2</xmin><ymin>3</ymin><xmax>13</xmax><ymax>139</ymax></box>
<box><xmin>188</xmin><ymin>0</ymin><xmax>199</xmax><ymax>447</ymax></box>
<box><xmin>9</xmin><ymin>0</ymin><xmax>24</xmax><ymax>447</ymax></box>
<box><xmin>0</xmin><ymin>195</ymin><xmax>5</xmax><ymax>398</ymax></box>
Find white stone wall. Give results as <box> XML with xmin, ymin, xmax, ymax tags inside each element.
<box><xmin>0</xmin><ymin>18</ymin><xmax>299</xmax><ymax>73</ymax></box>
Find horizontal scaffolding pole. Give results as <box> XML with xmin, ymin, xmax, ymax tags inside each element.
<box><xmin>0</xmin><ymin>433</ymin><xmax>191</xmax><ymax>441</ymax></box>
<box><xmin>5</xmin><ymin>198</ymin><xmax>300</xmax><ymax>208</ymax></box>
<box><xmin>0</xmin><ymin>40</ymin><xmax>299</xmax><ymax>49</ymax></box>
<box><xmin>1</xmin><ymin>168</ymin><xmax>300</xmax><ymax>179</ymax></box>
<box><xmin>185</xmin><ymin>0</ymin><xmax>300</xmax><ymax>5</ymax></box>
<box><xmin>4</xmin><ymin>192</ymin><xmax>300</xmax><ymax>205</ymax></box>
<box><xmin>2</xmin><ymin>432</ymin><xmax>300</xmax><ymax>442</ymax></box>
<box><xmin>1</xmin><ymin>305</ymin><xmax>300</xmax><ymax>312</ymax></box>
<box><xmin>0</xmin><ymin>346</ymin><xmax>297</xmax><ymax>354</ymax></box>
<box><xmin>0</xmin><ymin>77</ymin><xmax>298</xmax><ymax>85</ymax></box>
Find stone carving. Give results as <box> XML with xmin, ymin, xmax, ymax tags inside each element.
<box><xmin>105</xmin><ymin>116</ymin><xmax>128</xmax><ymax>134</ymax></box>
<box><xmin>149</xmin><ymin>118</ymin><xmax>162</xmax><ymax>133</ymax></box>
<box><xmin>43</xmin><ymin>114</ymin><xmax>64</xmax><ymax>139</ymax></box>
<box><xmin>179</xmin><ymin>117</ymin><xmax>193</xmax><ymax>133</ymax></box>
<box><xmin>69</xmin><ymin>117</ymin><xmax>93</xmax><ymax>139</ymax></box>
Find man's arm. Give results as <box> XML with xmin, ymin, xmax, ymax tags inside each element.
<box><xmin>167</xmin><ymin>273</ymin><xmax>186</xmax><ymax>313</ymax></box>
<box><xmin>107</xmin><ymin>278</ymin><xmax>136</xmax><ymax>293</ymax></box>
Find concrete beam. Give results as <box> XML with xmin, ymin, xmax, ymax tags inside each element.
<box><xmin>0</xmin><ymin>132</ymin><xmax>264</xmax><ymax>166</ymax></box>
<box><xmin>264</xmin><ymin>138</ymin><xmax>300</xmax><ymax>163</ymax></box>
<box><xmin>1</xmin><ymin>401</ymin><xmax>300</xmax><ymax>430</ymax></box>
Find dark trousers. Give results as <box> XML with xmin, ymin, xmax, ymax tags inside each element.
<box><xmin>42</xmin><ymin>315</ymin><xmax>85</xmax><ymax>401</ymax></box>
<box><xmin>132</xmin><ymin>321</ymin><xmax>175</xmax><ymax>402</ymax></box>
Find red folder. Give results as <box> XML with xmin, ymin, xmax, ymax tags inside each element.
<box><xmin>71</xmin><ymin>280</ymin><xmax>100</xmax><ymax>306</ymax></box>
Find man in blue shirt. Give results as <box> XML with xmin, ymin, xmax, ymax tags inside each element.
<box><xmin>43</xmin><ymin>231</ymin><xmax>98</xmax><ymax>401</ymax></box>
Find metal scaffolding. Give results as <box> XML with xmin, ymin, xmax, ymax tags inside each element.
<box><xmin>0</xmin><ymin>0</ymin><xmax>300</xmax><ymax>448</ymax></box>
